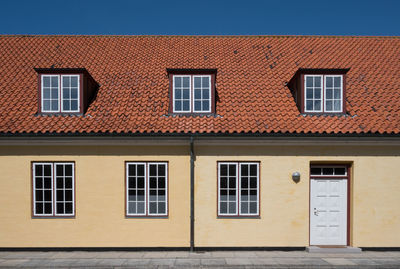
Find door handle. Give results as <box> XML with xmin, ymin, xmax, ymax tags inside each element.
<box><xmin>313</xmin><ymin>208</ymin><xmax>319</xmax><ymax>216</ymax></box>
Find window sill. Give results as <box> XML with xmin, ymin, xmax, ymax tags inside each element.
<box><xmin>32</xmin><ymin>216</ymin><xmax>76</xmax><ymax>219</ymax></box>
<box><xmin>301</xmin><ymin>112</ymin><xmax>348</xmax><ymax>117</ymax></box>
<box><xmin>167</xmin><ymin>112</ymin><xmax>217</xmax><ymax>117</ymax></box>
<box><xmin>217</xmin><ymin>216</ymin><xmax>261</xmax><ymax>219</ymax></box>
<box><xmin>125</xmin><ymin>216</ymin><xmax>169</xmax><ymax>219</ymax></box>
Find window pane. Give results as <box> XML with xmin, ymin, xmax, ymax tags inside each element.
<box><xmin>128</xmin><ymin>202</ymin><xmax>136</xmax><ymax>214</ymax></box>
<box><xmin>35</xmin><ymin>178</ymin><xmax>43</xmax><ymax>189</ymax></box>
<box><xmin>174</xmin><ymin>77</ymin><xmax>181</xmax><ymax>87</ymax></box>
<box><xmin>51</xmin><ymin>88</ymin><xmax>58</xmax><ymax>98</ymax></box>
<box><xmin>149</xmin><ymin>177</ymin><xmax>157</xmax><ymax>188</ymax></box>
<box><xmin>158</xmin><ymin>202</ymin><xmax>166</xmax><ymax>214</ymax></box>
<box><xmin>220</xmin><ymin>189</ymin><xmax>227</xmax><ymax>201</ymax></box>
<box><xmin>182</xmin><ymin>100</ymin><xmax>190</xmax><ymax>111</ymax></box>
<box><xmin>35</xmin><ymin>190</ymin><xmax>43</xmax><ymax>201</ymax></box>
<box><xmin>194</xmin><ymin>89</ymin><xmax>201</xmax><ymax>99</ymax></box>
<box><xmin>174</xmin><ymin>101</ymin><xmax>181</xmax><ymax>111</ymax></box>
<box><xmin>306</xmin><ymin>100</ymin><xmax>313</xmax><ymax>111</ymax></box>
<box><xmin>71</xmin><ymin>76</ymin><xmax>78</xmax><ymax>87</ymax></box>
<box><xmin>335</xmin><ymin>167</ymin><xmax>346</xmax><ymax>175</ymax></box>
<box><xmin>220</xmin><ymin>202</ymin><xmax>227</xmax><ymax>214</ymax></box>
<box><xmin>182</xmin><ymin>77</ymin><xmax>190</xmax><ymax>87</ymax></box>
<box><xmin>334</xmin><ymin>76</ymin><xmax>341</xmax><ymax>86</ymax></box>
<box><xmin>71</xmin><ymin>88</ymin><xmax>78</xmax><ymax>99</ymax></box>
<box><xmin>314</xmin><ymin>77</ymin><xmax>321</xmax><ymax>87</ymax></box>
<box><xmin>182</xmin><ymin>89</ymin><xmax>190</xmax><ymax>99</ymax></box>
<box><xmin>43</xmin><ymin>100</ymin><xmax>50</xmax><ymax>111</ymax></box>
<box><xmin>202</xmin><ymin>77</ymin><xmax>209</xmax><ymax>87</ymax></box>
<box><xmin>175</xmin><ymin>89</ymin><xmax>182</xmax><ymax>99</ymax></box>
<box><xmin>194</xmin><ymin>77</ymin><xmax>201</xmax><ymax>88</ymax></box>
<box><xmin>44</xmin><ymin>203</ymin><xmax>52</xmax><ymax>214</ymax></box>
<box><xmin>51</xmin><ymin>77</ymin><xmax>58</xmax><ymax>87</ymax></box>
<box><xmin>63</xmin><ymin>89</ymin><xmax>70</xmax><ymax>99</ymax></box>
<box><xmin>149</xmin><ymin>202</ymin><xmax>157</xmax><ymax>214</ymax></box>
<box><xmin>229</xmin><ymin>202</ymin><xmax>236</xmax><ymax>214</ymax></box>
<box><xmin>43</xmin><ymin>76</ymin><xmax>50</xmax><ymax>87</ymax></box>
<box><xmin>334</xmin><ymin>100</ymin><xmax>341</xmax><ymax>111</ymax></box>
<box><xmin>315</xmin><ymin>88</ymin><xmax>321</xmax><ymax>99</ymax></box>
<box><xmin>158</xmin><ymin>164</ymin><xmax>165</xmax><ymax>176</ymax></box>
<box><xmin>51</xmin><ymin>100</ymin><xmax>58</xmax><ymax>111</ymax></box>
<box><xmin>203</xmin><ymin>101</ymin><xmax>209</xmax><ymax>111</ymax></box>
<box><xmin>137</xmin><ymin>202</ymin><xmax>145</xmax><ymax>214</ymax></box>
<box><xmin>194</xmin><ymin>101</ymin><xmax>201</xmax><ymax>111</ymax></box>
<box><xmin>306</xmin><ymin>77</ymin><xmax>313</xmax><ymax>87</ymax></box>
<box><xmin>326</xmin><ymin>76</ymin><xmax>333</xmax><ymax>87</ymax></box>
<box><xmin>322</xmin><ymin>167</ymin><xmax>334</xmax><ymax>175</ymax></box>
<box><xmin>326</xmin><ymin>89</ymin><xmax>333</xmax><ymax>99</ymax></box>
<box><xmin>63</xmin><ymin>100</ymin><xmax>70</xmax><ymax>111</ymax></box>
<box><xmin>326</xmin><ymin>100</ymin><xmax>333</xmax><ymax>111</ymax></box>
<box><xmin>334</xmin><ymin>89</ymin><xmax>341</xmax><ymax>99</ymax></box>
<box><xmin>241</xmin><ymin>203</ymin><xmax>248</xmax><ymax>214</ymax></box>
<box><xmin>57</xmin><ymin>203</ymin><xmax>64</xmax><ymax>214</ymax></box>
<box><xmin>43</xmin><ymin>89</ymin><xmax>51</xmax><ymax>99</ymax></box>
<box><xmin>306</xmin><ymin>88</ymin><xmax>313</xmax><ymax>99</ymax></box>
<box><xmin>310</xmin><ymin>167</ymin><xmax>321</xmax><ymax>175</ymax></box>
<box><xmin>65</xmin><ymin>203</ymin><xmax>73</xmax><ymax>214</ymax></box>
<box><xmin>35</xmin><ymin>165</ymin><xmax>43</xmax><ymax>176</ymax></box>
<box><xmin>36</xmin><ymin>203</ymin><xmax>43</xmax><ymax>214</ymax></box>
<box><xmin>44</xmin><ymin>165</ymin><xmax>52</xmax><ymax>176</ymax></box>
<box><xmin>63</xmin><ymin>77</ymin><xmax>70</xmax><ymax>87</ymax></box>
<box><xmin>202</xmin><ymin>89</ymin><xmax>209</xmax><ymax>99</ymax></box>
<box><xmin>250</xmin><ymin>202</ymin><xmax>257</xmax><ymax>213</ymax></box>
<box><xmin>314</xmin><ymin>100</ymin><xmax>321</xmax><ymax>111</ymax></box>
<box><xmin>220</xmin><ymin>165</ymin><xmax>227</xmax><ymax>176</ymax></box>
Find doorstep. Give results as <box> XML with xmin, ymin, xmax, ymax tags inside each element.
<box><xmin>306</xmin><ymin>246</ymin><xmax>362</xmax><ymax>253</ymax></box>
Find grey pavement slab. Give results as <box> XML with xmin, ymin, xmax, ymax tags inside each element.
<box><xmin>200</xmin><ymin>258</ymin><xmax>226</xmax><ymax>266</ymax></box>
<box><xmin>323</xmin><ymin>258</ymin><xmax>358</xmax><ymax>265</ymax></box>
<box><xmin>174</xmin><ymin>258</ymin><xmax>201</xmax><ymax>266</ymax></box>
<box><xmin>225</xmin><ymin>257</ymin><xmax>254</xmax><ymax>265</ymax></box>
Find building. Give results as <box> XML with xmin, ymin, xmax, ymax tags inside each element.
<box><xmin>0</xmin><ymin>35</ymin><xmax>399</xmax><ymax>250</ymax></box>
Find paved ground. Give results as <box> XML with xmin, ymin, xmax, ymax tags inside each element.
<box><xmin>0</xmin><ymin>250</ymin><xmax>400</xmax><ymax>268</ymax></box>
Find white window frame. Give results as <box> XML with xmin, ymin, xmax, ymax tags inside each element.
<box><xmin>33</xmin><ymin>162</ymin><xmax>54</xmax><ymax>216</ymax></box>
<box><xmin>32</xmin><ymin>162</ymin><xmax>75</xmax><ymax>217</ymax></box>
<box><xmin>61</xmin><ymin>75</ymin><xmax>80</xmax><ymax>113</ymax></box>
<box><xmin>217</xmin><ymin>162</ymin><xmax>238</xmax><ymax>216</ymax></box>
<box><xmin>126</xmin><ymin>162</ymin><xmax>168</xmax><ymax>217</ymax></box>
<box><xmin>238</xmin><ymin>162</ymin><xmax>260</xmax><ymax>216</ymax></box>
<box><xmin>324</xmin><ymin>75</ymin><xmax>343</xmax><ymax>113</ymax></box>
<box><xmin>304</xmin><ymin>75</ymin><xmax>323</xmax><ymax>113</ymax></box>
<box><xmin>192</xmin><ymin>75</ymin><xmax>212</xmax><ymax>113</ymax></box>
<box><xmin>217</xmin><ymin>162</ymin><xmax>260</xmax><ymax>217</ymax></box>
<box><xmin>40</xmin><ymin>74</ymin><xmax>80</xmax><ymax>113</ymax></box>
<box><xmin>41</xmin><ymin>75</ymin><xmax>60</xmax><ymax>113</ymax></box>
<box><xmin>172</xmin><ymin>74</ymin><xmax>212</xmax><ymax>113</ymax></box>
<box><xmin>304</xmin><ymin>74</ymin><xmax>344</xmax><ymax>113</ymax></box>
<box><xmin>54</xmin><ymin>162</ymin><xmax>75</xmax><ymax>217</ymax></box>
<box><xmin>172</xmin><ymin>75</ymin><xmax>192</xmax><ymax>113</ymax></box>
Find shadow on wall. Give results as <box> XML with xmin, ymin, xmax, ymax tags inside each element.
<box><xmin>0</xmin><ymin>144</ymin><xmax>399</xmax><ymax>157</ymax></box>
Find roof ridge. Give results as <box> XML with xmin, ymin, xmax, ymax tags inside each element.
<box><xmin>0</xmin><ymin>34</ymin><xmax>399</xmax><ymax>38</ymax></box>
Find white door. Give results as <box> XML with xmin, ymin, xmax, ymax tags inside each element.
<box><xmin>310</xmin><ymin>178</ymin><xmax>347</xmax><ymax>245</ymax></box>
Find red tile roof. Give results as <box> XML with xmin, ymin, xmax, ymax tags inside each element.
<box><xmin>0</xmin><ymin>35</ymin><xmax>399</xmax><ymax>135</ymax></box>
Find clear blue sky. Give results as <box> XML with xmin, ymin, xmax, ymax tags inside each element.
<box><xmin>0</xmin><ymin>0</ymin><xmax>399</xmax><ymax>36</ymax></box>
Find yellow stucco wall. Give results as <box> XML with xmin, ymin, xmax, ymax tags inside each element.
<box><xmin>0</xmin><ymin>146</ymin><xmax>190</xmax><ymax>247</ymax></box>
<box><xmin>194</xmin><ymin>145</ymin><xmax>400</xmax><ymax>248</ymax></box>
<box><xmin>0</xmin><ymin>144</ymin><xmax>399</xmax><ymax>247</ymax></box>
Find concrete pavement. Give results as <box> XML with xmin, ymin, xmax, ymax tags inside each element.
<box><xmin>0</xmin><ymin>250</ymin><xmax>399</xmax><ymax>268</ymax></box>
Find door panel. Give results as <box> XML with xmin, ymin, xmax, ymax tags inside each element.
<box><xmin>310</xmin><ymin>178</ymin><xmax>347</xmax><ymax>245</ymax></box>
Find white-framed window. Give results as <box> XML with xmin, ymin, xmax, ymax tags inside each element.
<box><xmin>218</xmin><ymin>162</ymin><xmax>259</xmax><ymax>216</ymax></box>
<box><xmin>126</xmin><ymin>162</ymin><xmax>168</xmax><ymax>216</ymax></box>
<box><xmin>304</xmin><ymin>75</ymin><xmax>343</xmax><ymax>113</ymax></box>
<box><xmin>41</xmin><ymin>74</ymin><xmax>80</xmax><ymax>113</ymax></box>
<box><xmin>172</xmin><ymin>75</ymin><xmax>212</xmax><ymax>113</ymax></box>
<box><xmin>32</xmin><ymin>162</ymin><xmax>75</xmax><ymax>217</ymax></box>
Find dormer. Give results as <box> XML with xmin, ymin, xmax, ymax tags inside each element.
<box><xmin>288</xmin><ymin>69</ymin><xmax>349</xmax><ymax>114</ymax></box>
<box><xmin>34</xmin><ymin>68</ymin><xmax>98</xmax><ymax>115</ymax></box>
<box><xmin>167</xmin><ymin>69</ymin><xmax>217</xmax><ymax>115</ymax></box>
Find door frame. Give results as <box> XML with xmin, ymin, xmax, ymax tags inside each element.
<box><xmin>309</xmin><ymin>164</ymin><xmax>351</xmax><ymax>246</ymax></box>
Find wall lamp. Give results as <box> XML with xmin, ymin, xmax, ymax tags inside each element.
<box><xmin>292</xmin><ymin>172</ymin><xmax>301</xmax><ymax>183</ymax></box>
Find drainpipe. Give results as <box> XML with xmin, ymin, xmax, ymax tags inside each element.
<box><xmin>190</xmin><ymin>136</ymin><xmax>195</xmax><ymax>252</ymax></box>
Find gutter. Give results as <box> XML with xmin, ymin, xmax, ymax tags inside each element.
<box><xmin>190</xmin><ymin>136</ymin><xmax>195</xmax><ymax>252</ymax></box>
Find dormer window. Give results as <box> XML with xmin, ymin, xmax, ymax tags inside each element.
<box><xmin>304</xmin><ymin>75</ymin><xmax>343</xmax><ymax>113</ymax></box>
<box><xmin>35</xmin><ymin>68</ymin><xmax>98</xmax><ymax>115</ymax></box>
<box><xmin>41</xmin><ymin>75</ymin><xmax>80</xmax><ymax>113</ymax></box>
<box><xmin>288</xmin><ymin>69</ymin><xmax>348</xmax><ymax>114</ymax></box>
<box><xmin>168</xmin><ymin>69</ymin><xmax>216</xmax><ymax>114</ymax></box>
